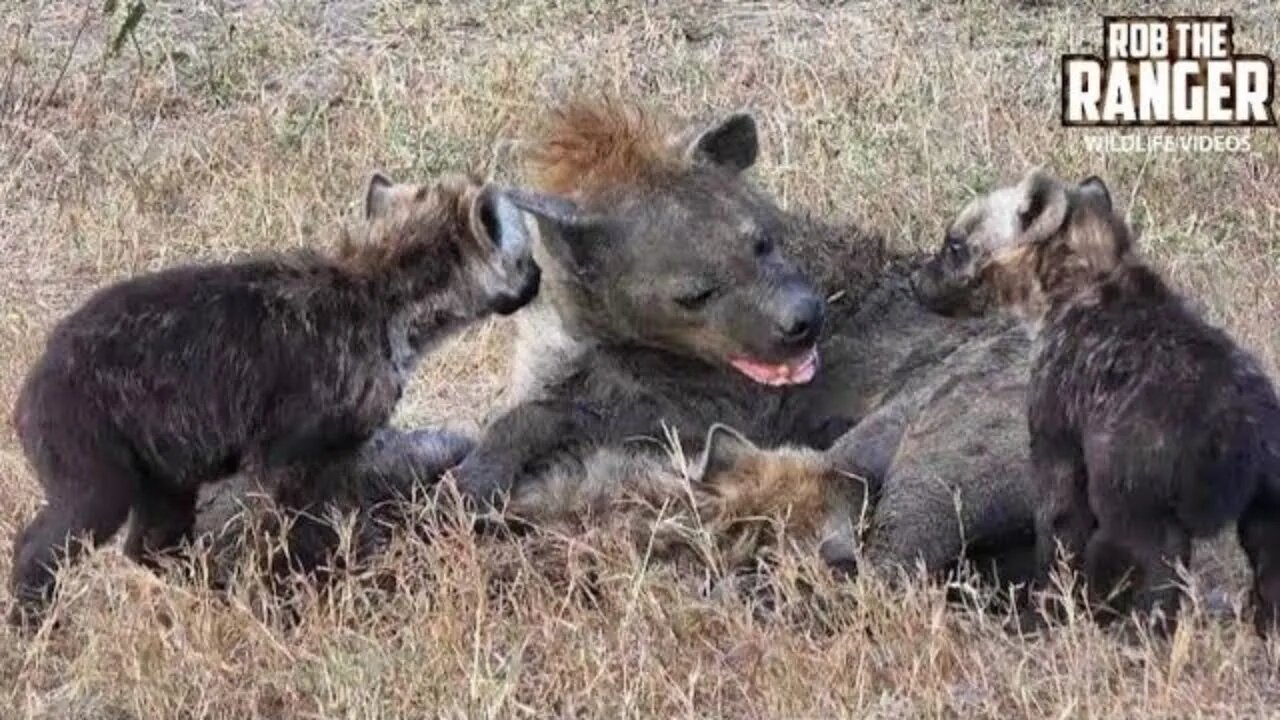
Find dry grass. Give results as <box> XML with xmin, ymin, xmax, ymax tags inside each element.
<box><xmin>2</xmin><ymin>1</ymin><xmax>1279</xmax><ymax>717</ymax></box>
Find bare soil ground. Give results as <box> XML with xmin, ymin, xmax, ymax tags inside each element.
<box><xmin>1</xmin><ymin>1</ymin><xmax>1278</xmax><ymax>717</ymax></box>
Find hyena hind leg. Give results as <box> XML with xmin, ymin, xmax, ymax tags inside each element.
<box><xmin>1238</xmin><ymin>492</ymin><xmax>1280</xmax><ymax>636</ymax></box>
<box><xmin>10</xmin><ymin>459</ymin><xmax>137</xmax><ymax>621</ymax></box>
<box><xmin>123</xmin><ymin>483</ymin><xmax>199</xmax><ymax>568</ymax></box>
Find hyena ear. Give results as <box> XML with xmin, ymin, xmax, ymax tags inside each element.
<box><xmin>365</xmin><ymin>172</ymin><xmax>397</xmax><ymax>220</ymax></box>
<box><xmin>697</xmin><ymin>423</ymin><xmax>757</xmax><ymax>482</ymax></box>
<box><xmin>468</xmin><ymin>185</ymin><xmax>531</xmax><ymax>256</ymax></box>
<box><xmin>504</xmin><ymin>188</ymin><xmax>607</xmax><ymax>275</ymax></box>
<box><xmin>1015</xmin><ymin>167</ymin><xmax>1069</xmax><ymax>244</ymax></box>
<box><xmin>684</xmin><ymin>112</ymin><xmax>759</xmax><ymax>173</ymax></box>
<box><xmin>1077</xmin><ymin>175</ymin><xmax>1113</xmax><ymax>212</ymax></box>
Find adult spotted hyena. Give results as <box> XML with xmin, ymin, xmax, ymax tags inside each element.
<box><xmin>975</xmin><ymin>169</ymin><xmax>1280</xmax><ymax>633</ymax></box>
<box><xmin>10</xmin><ymin>172</ymin><xmax>546</xmax><ymax>619</ymax></box>
<box><xmin>444</xmin><ymin>100</ymin><xmax>1039</xmax><ymax>590</ymax></box>
<box><xmin>451</xmin><ymin>101</ymin><xmax>833</xmax><ymax>506</ymax></box>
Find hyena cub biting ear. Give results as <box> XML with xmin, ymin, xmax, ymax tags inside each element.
<box><xmin>10</xmin><ymin>172</ymin><xmax>546</xmax><ymax>621</ymax></box>
<box><xmin>979</xmin><ymin>169</ymin><xmax>1280</xmax><ymax>634</ymax></box>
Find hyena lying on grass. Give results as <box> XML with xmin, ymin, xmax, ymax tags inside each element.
<box><xmin>450</xmin><ymin>101</ymin><xmax>835</xmax><ymax>509</ymax></box>
<box><xmin>499</xmin><ymin>424</ymin><xmax>864</xmax><ymax>574</ymax></box>
<box><xmin>972</xmin><ymin>169</ymin><xmax>1280</xmax><ymax>634</ymax></box>
<box><xmin>424</xmin><ymin>99</ymin><xmax>1039</xmax><ymax>590</ymax></box>
<box><xmin>9</xmin><ymin>172</ymin><xmax>550</xmax><ymax>622</ymax></box>
<box><xmin>195</xmin><ymin>102</ymin><xmax>1022</xmax><ymax>594</ymax></box>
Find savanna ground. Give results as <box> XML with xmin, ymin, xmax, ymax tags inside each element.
<box><xmin>1</xmin><ymin>1</ymin><xmax>1278</xmax><ymax>717</ymax></box>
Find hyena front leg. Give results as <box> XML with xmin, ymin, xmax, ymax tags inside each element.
<box><xmin>349</xmin><ymin>427</ymin><xmax>475</xmax><ymax>503</ymax></box>
<box><xmin>451</xmin><ymin>400</ymin><xmax>597</xmax><ymax>508</ymax></box>
<box><xmin>1026</xmin><ymin>437</ymin><xmax>1092</xmax><ymax>626</ymax></box>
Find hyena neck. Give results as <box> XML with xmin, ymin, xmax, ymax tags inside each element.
<box><xmin>338</xmin><ymin>209</ymin><xmax>474</xmax><ymax>299</ymax></box>
<box><xmin>384</xmin><ymin>297</ymin><xmax>475</xmax><ymax>382</ymax></box>
<box><xmin>335</xmin><ymin>222</ymin><xmax>487</xmax><ymax>378</ymax></box>
<box><xmin>1042</xmin><ymin>259</ymin><xmax>1172</xmax><ymax>333</ymax></box>
<box><xmin>508</xmin><ymin>294</ymin><xmax>590</xmax><ymax>404</ymax></box>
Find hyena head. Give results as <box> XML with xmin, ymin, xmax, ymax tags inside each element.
<box><xmin>691</xmin><ymin>425</ymin><xmax>866</xmax><ymax>573</ymax></box>
<box><xmin>910</xmin><ymin>169</ymin><xmax>1125</xmax><ymax>319</ymax></box>
<box><xmin>979</xmin><ymin>169</ymin><xmax>1133</xmax><ymax>324</ymax></box>
<box><xmin>361</xmin><ymin>172</ymin><xmax>543</xmax><ymax>316</ymax></box>
<box><xmin>508</xmin><ymin>101</ymin><xmax>826</xmax><ymax>386</ymax></box>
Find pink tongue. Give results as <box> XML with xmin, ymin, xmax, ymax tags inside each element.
<box><xmin>730</xmin><ymin>347</ymin><xmax>819</xmax><ymax>386</ymax></box>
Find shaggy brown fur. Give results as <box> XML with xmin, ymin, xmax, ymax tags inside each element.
<box><xmin>692</xmin><ymin>428</ymin><xmax>866</xmax><ymax>573</ymax></box>
<box><xmin>525</xmin><ymin>100</ymin><xmax>682</xmax><ymax>197</ymax></box>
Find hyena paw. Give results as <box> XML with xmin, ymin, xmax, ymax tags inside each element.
<box><xmin>399</xmin><ymin>428</ymin><xmax>474</xmax><ymax>471</ymax></box>
<box><xmin>447</xmin><ymin>456</ymin><xmax>511</xmax><ymax>511</ymax></box>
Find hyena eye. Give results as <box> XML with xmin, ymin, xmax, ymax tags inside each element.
<box><xmin>675</xmin><ymin>286</ymin><xmax>719</xmax><ymax>310</ymax></box>
<box><xmin>753</xmin><ymin>237</ymin><xmax>775</xmax><ymax>257</ymax></box>
<box><xmin>477</xmin><ymin>197</ymin><xmax>502</xmax><ymax>248</ymax></box>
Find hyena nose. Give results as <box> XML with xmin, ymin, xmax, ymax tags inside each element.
<box><xmin>775</xmin><ymin>294</ymin><xmax>825</xmax><ymax>347</ymax></box>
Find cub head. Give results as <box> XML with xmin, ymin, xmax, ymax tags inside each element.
<box><xmin>692</xmin><ymin>425</ymin><xmax>866</xmax><ymax>573</ymax></box>
<box><xmin>514</xmin><ymin>102</ymin><xmax>826</xmax><ymax>387</ymax></box>
<box><xmin>361</xmin><ymin>172</ymin><xmax>544</xmax><ymax>316</ymax></box>
<box><xmin>911</xmin><ymin>169</ymin><xmax>1129</xmax><ymax>319</ymax></box>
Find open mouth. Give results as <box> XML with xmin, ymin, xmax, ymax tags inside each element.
<box><xmin>729</xmin><ymin>346</ymin><xmax>819</xmax><ymax>386</ymax></box>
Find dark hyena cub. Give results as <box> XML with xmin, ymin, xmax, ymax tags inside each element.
<box><xmin>10</xmin><ymin>172</ymin><xmax>548</xmax><ymax>619</ymax></box>
<box><xmin>980</xmin><ymin>168</ymin><xmax>1280</xmax><ymax>633</ymax></box>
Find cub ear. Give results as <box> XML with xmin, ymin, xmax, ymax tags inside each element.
<box><xmin>468</xmin><ymin>185</ymin><xmax>531</xmax><ymax>256</ymax></box>
<box><xmin>504</xmin><ymin>188</ymin><xmax>606</xmax><ymax>275</ymax></box>
<box><xmin>697</xmin><ymin>423</ymin><xmax>757</xmax><ymax>482</ymax></box>
<box><xmin>1015</xmin><ymin>167</ymin><xmax>1069</xmax><ymax>244</ymax></box>
<box><xmin>1071</xmin><ymin>175</ymin><xmax>1131</xmax><ymax>272</ymax></box>
<box><xmin>684</xmin><ymin>112</ymin><xmax>759</xmax><ymax>173</ymax></box>
<box><xmin>365</xmin><ymin>172</ymin><xmax>397</xmax><ymax>220</ymax></box>
<box><xmin>1077</xmin><ymin>175</ymin><xmax>1113</xmax><ymax>212</ymax></box>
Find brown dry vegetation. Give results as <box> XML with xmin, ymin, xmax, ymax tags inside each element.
<box><xmin>2</xmin><ymin>1</ymin><xmax>1279</xmax><ymax>717</ymax></box>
